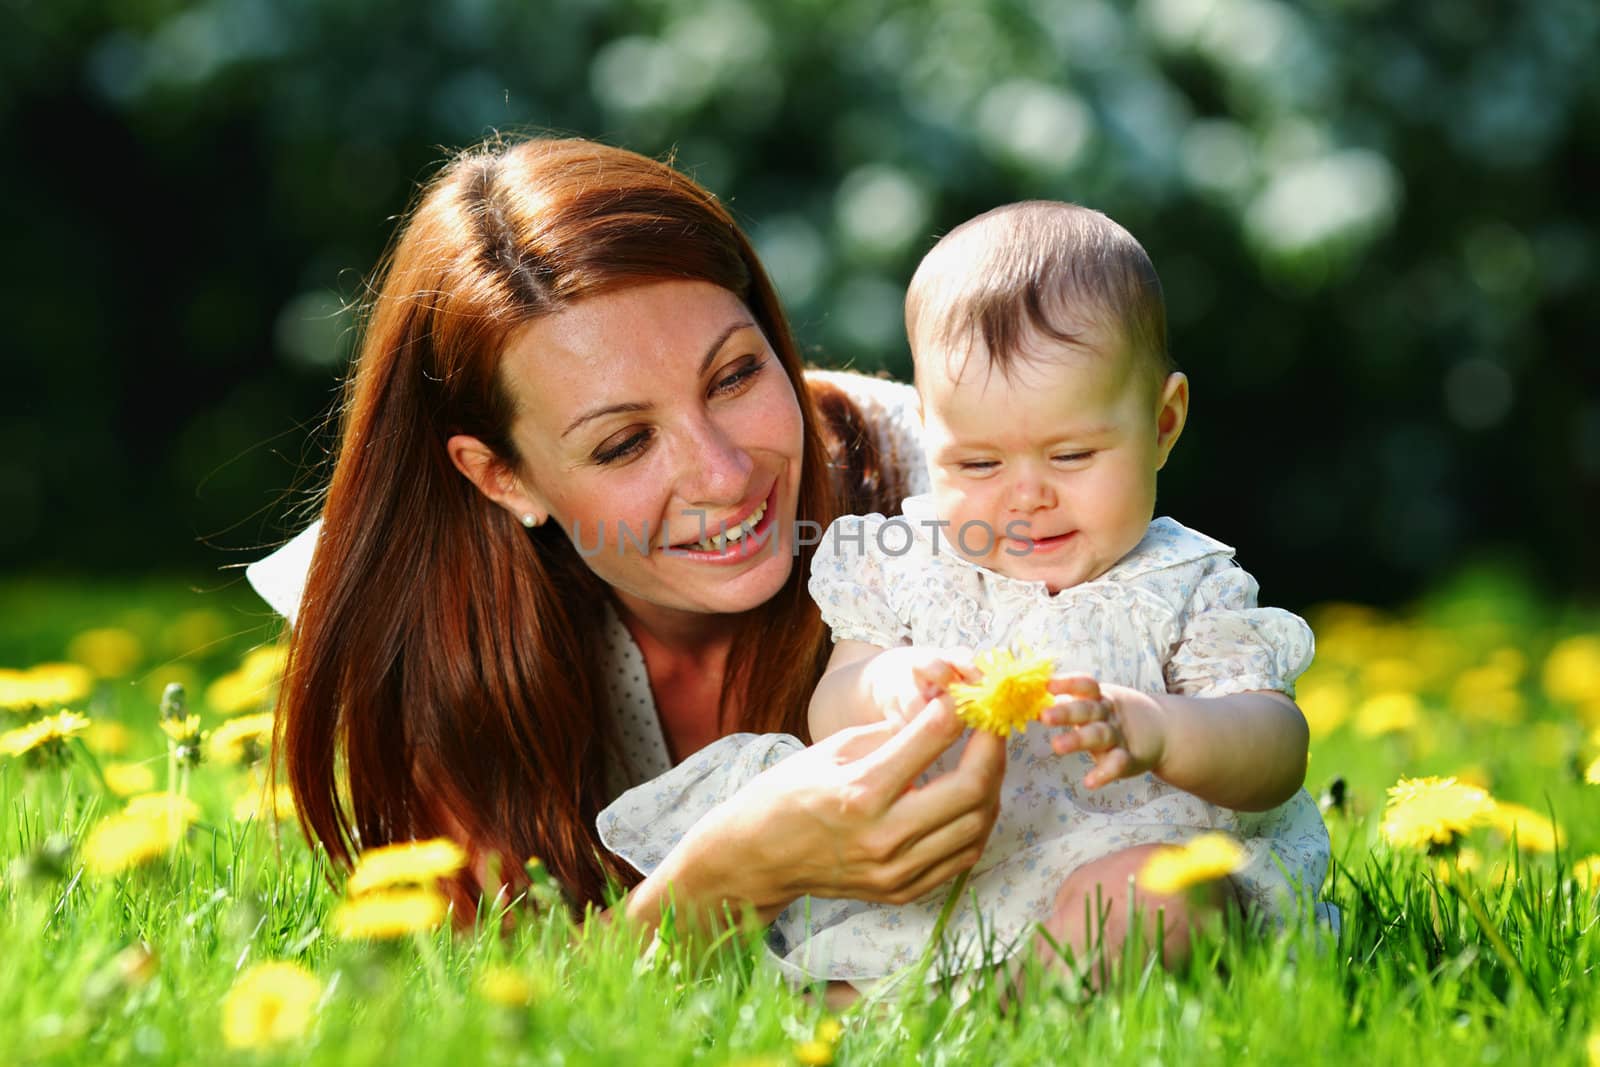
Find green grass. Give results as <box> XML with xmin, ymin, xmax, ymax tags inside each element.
<box><xmin>3</xmin><ymin>573</ymin><xmax>1599</xmax><ymax>1065</ymax></box>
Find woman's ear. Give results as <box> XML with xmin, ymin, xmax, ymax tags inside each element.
<box><xmin>1153</xmin><ymin>372</ymin><xmax>1189</xmax><ymax>471</ymax></box>
<box><xmin>446</xmin><ymin>434</ymin><xmax>550</xmax><ymax>526</ymax></box>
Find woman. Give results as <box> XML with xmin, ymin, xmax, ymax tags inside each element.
<box><xmin>252</xmin><ymin>136</ymin><xmax>1005</xmax><ymax>935</ymax></box>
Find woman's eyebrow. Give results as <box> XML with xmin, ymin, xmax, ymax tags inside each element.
<box><xmin>696</xmin><ymin>318</ymin><xmax>758</xmax><ymax>374</ymax></box>
<box><xmin>561</xmin><ymin>319</ymin><xmax>758</xmax><ymax>438</ymax></box>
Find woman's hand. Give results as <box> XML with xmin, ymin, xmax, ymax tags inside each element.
<box><xmin>644</xmin><ymin>695</ymin><xmax>1006</xmax><ymax>926</ymax></box>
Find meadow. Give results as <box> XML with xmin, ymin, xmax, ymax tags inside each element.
<box><xmin>3</xmin><ymin>570</ymin><xmax>1599</xmax><ymax>1066</ymax></box>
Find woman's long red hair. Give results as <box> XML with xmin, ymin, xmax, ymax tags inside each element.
<box><xmin>276</xmin><ymin>138</ymin><xmax>882</xmax><ymax>912</ymax></box>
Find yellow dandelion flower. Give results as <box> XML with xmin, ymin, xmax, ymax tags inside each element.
<box><xmin>793</xmin><ymin>1040</ymin><xmax>834</xmax><ymax>1067</ymax></box>
<box><xmin>815</xmin><ymin>1018</ymin><xmax>843</xmax><ymax>1044</ymax></box>
<box><xmin>124</xmin><ymin>791</ymin><xmax>202</xmax><ymax>826</ymax></box>
<box><xmin>82</xmin><ymin>811</ymin><xmax>185</xmax><ymax>875</ymax></box>
<box><xmin>233</xmin><ymin>784</ymin><xmax>297</xmax><ymax>823</ymax></box>
<box><xmin>347</xmin><ymin>838</ymin><xmax>468</xmax><ymax>896</ymax></box>
<box><xmin>221</xmin><ymin>961</ymin><xmax>322</xmax><ymax>1049</ymax></box>
<box><xmin>1137</xmin><ymin>833</ymin><xmax>1246</xmax><ymax>894</ymax></box>
<box><xmin>0</xmin><ymin>709</ymin><xmax>91</xmax><ymax>758</ymax></box>
<box><xmin>159</xmin><ymin>714</ymin><xmax>203</xmax><ymax>745</ymax></box>
<box><xmin>1354</xmin><ymin>692</ymin><xmax>1420</xmax><ymax>737</ymax></box>
<box><xmin>103</xmin><ymin>762</ymin><xmax>157</xmax><ymax>797</ymax></box>
<box><xmin>206</xmin><ymin>645</ymin><xmax>288</xmax><ymax>715</ymax></box>
<box><xmin>332</xmin><ymin>887</ymin><xmax>449</xmax><ymax>940</ymax></box>
<box><xmin>1589</xmin><ymin>1031</ymin><xmax>1600</xmax><ymax>1067</ymax></box>
<box><xmin>208</xmin><ymin>712</ymin><xmax>275</xmax><ymax>766</ymax></box>
<box><xmin>1544</xmin><ymin>635</ymin><xmax>1600</xmax><ymax>706</ymax></box>
<box><xmin>67</xmin><ymin>627</ymin><xmax>144</xmax><ymax>679</ymax></box>
<box><xmin>85</xmin><ymin>720</ymin><xmax>131</xmax><ymax>755</ymax></box>
<box><xmin>946</xmin><ymin>647</ymin><xmax>1055</xmax><ymax>737</ymax></box>
<box><xmin>476</xmin><ymin>964</ymin><xmax>537</xmax><ymax>1007</ymax></box>
<box><xmin>0</xmin><ymin>662</ymin><xmax>93</xmax><ymax>711</ymax></box>
<box><xmin>1484</xmin><ymin>801</ymin><xmax>1560</xmax><ymax>853</ymax></box>
<box><xmin>1378</xmin><ymin>776</ymin><xmax>1496</xmax><ymax>850</ymax></box>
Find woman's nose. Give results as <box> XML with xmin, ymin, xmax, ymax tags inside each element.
<box><xmin>678</xmin><ymin>415</ymin><xmax>754</xmax><ymax>506</ymax></box>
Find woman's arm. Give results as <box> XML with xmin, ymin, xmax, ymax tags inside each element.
<box><xmin>617</xmin><ymin>697</ymin><xmax>1007</xmax><ymax>936</ymax></box>
<box><xmin>1045</xmin><ymin>676</ymin><xmax>1310</xmax><ymax>811</ymax></box>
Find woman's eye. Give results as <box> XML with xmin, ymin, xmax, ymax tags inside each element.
<box><xmin>593</xmin><ymin>430</ymin><xmax>651</xmax><ymax>464</ymax></box>
<box><xmin>711</xmin><ymin>357</ymin><xmax>765</xmax><ymax>396</ymax></box>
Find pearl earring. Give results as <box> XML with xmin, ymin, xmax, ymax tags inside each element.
<box><xmin>521</xmin><ymin>513</ymin><xmax>539</xmax><ymax>528</ymax></box>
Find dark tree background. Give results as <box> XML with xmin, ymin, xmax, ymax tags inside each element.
<box><xmin>3</xmin><ymin>0</ymin><xmax>1596</xmax><ymax>609</ymax></box>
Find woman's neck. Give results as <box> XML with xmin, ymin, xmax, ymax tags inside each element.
<box><xmin>611</xmin><ymin>594</ymin><xmax>742</xmax><ymax>664</ymax></box>
<box><xmin>611</xmin><ymin>595</ymin><xmax>746</xmax><ymax>762</ymax></box>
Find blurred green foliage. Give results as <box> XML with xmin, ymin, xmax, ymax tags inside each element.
<box><xmin>2</xmin><ymin>0</ymin><xmax>1595</xmax><ymax>606</ymax></box>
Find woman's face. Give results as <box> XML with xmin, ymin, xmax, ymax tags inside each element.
<box><xmin>498</xmin><ymin>279</ymin><xmax>805</xmax><ymax>626</ymax></box>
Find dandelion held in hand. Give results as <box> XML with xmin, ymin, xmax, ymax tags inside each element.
<box><xmin>947</xmin><ymin>646</ymin><xmax>1056</xmax><ymax>737</ymax></box>
<box><xmin>1378</xmin><ymin>775</ymin><xmax>1496</xmax><ymax>850</ymax></box>
<box><xmin>1138</xmin><ymin>833</ymin><xmax>1247</xmax><ymax>894</ymax></box>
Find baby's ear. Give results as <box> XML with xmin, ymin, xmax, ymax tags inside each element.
<box><xmin>1153</xmin><ymin>372</ymin><xmax>1189</xmax><ymax>470</ymax></box>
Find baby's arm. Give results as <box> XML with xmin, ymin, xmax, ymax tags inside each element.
<box><xmin>1045</xmin><ymin>679</ymin><xmax>1308</xmax><ymax>812</ymax></box>
<box><xmin>809</xmin><ymin>642</ymin><xmax>976</xmax><ymax>741</ymax></box>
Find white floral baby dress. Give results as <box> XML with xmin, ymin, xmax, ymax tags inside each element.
<box><xmin>598</xmin><ymin>495</ymin><xmax>1332</xmax><ymax>982</ymax></box>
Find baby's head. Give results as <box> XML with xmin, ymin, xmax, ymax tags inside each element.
<box><xmin>906</xmin><ymin>201</ymin><xmax>1188</xmax><ymax>593</ymax></box>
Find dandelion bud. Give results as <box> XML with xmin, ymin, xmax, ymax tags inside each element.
<box><xmin>158</xmin><ymin>682</ymin><xmax>187</xmax><ymax>723</ymax></box>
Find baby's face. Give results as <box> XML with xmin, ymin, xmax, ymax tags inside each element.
<box><xmin>918</xmin><ymin>329</ymin><xmax>1186</xmax><ymax>594</ymax></box>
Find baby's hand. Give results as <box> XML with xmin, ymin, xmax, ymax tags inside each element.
<box><xmin>863</xmin><ymin>647</ymin><xmax>978</xmax><ymax>725</ymax></box>
<box><xmin>1042</xmin><ymin>675</ymin><xmax>1167</xmax><ymax>789</ymax></box>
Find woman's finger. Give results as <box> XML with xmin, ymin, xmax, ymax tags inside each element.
<box><xmin>876</xmin><ymin>803</ymin><xmax>993</xmax><ymax>876</ymax></box>
<box><xmin>854</xmin><ymin>695</ymin><xmax>969</xmax><ymax>796</ymax></box>
<box><xmin>877</xmin><ymin>847</ymin><xmax>987</xmax><ymax>907</ymax></box>
<box><xmin>881</xmin><ymin>728</ymin><xmax>1006</xmax><ymax>833</ymax></box>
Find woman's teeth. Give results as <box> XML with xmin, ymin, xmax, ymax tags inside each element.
<box><xmin>687</xmin><ymin>499</ymin><xmax>767</xmax><ymax>552</ymax></box>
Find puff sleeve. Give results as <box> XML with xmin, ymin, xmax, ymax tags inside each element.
<box><xmin>806</xmin><ymin>514</ymin><xmax>914</xmax><ymax>648</ymax></box>
<box><xmin>1164</xmin><ymin>563</ymin><xmax>1314</xmax><ymax>698</ymax></box>
<box><xmin>597</xmin><ymin>733</ymin><xmax>804</xmax><ymax>877</ymax></box>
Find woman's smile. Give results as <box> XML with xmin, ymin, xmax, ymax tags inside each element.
<box><xmin>667</xmin><ymin>484</ymin><xmax>779</xmax><ymax>562</ymax></box>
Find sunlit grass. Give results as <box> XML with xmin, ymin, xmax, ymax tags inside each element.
<box><xmin>2</xmin><ymin>572</ymin><xmax>1599</xmax><ymax>1065</ymax></box>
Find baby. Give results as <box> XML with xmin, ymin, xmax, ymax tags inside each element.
<box><xmin>600</xmin><ymin>201</ymin><xmax>1331</xmax><ymax>985</ymax></box>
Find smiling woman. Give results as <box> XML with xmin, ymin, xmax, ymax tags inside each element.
<box><xmin>447</xmin><ymin>281</ymin><xmax>805</xmax><ymax>624</ymax></box>
<box><xmin>255</xmin><ymin>137</ymin><xmax>1006</xmax><ymax>934</ymax></box>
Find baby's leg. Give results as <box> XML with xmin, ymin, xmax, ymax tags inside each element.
<box><xmin>1028</xmin><ymin>843</ymin><xmax>1235</xmax><ymax>988</ymax></box>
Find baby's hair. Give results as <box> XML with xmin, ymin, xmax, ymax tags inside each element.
<box><xmin>905</xmin><ymin>200</ymin><xmax>1174</xmax><ymax>389</ymax></box>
